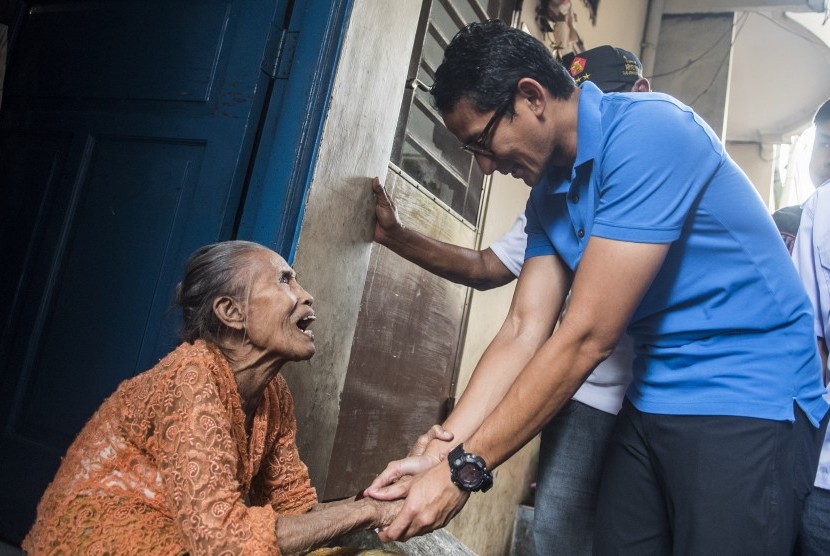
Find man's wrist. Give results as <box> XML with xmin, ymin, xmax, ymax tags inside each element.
<box><xmin>379</xmin><ymin>222</ymin><xmax>408</xmax><ymax>247</ymax></box>
<box><xmin>447</xmin><ymin>444</ymin><xmax>493</xmax><ymax>492</ymax></box>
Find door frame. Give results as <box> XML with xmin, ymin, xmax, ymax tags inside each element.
<box><xmin>236</xmin><ymin>0</ymin><xmax>354</xmax><ymax>263</ymax></box>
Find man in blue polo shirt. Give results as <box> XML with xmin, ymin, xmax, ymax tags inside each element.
<box><xmin>365</xmin><ymin>20</ymin><xmax>829</xmax><ymax>554</ymax></box>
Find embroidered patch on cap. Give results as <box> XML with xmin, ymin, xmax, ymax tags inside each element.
<box><xmin>569</xmin><ymin>56</ymin><xmax>587</xmax><ymax>77</ymax></box>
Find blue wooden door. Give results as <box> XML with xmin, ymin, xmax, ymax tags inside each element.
<box><xmin>0</xmin><ymin>0</ymin><xmax>294</xmax><ymax>542</ymax></box>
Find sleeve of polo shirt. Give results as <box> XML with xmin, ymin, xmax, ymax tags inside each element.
<box><xmin>490</xmin><ymin>212</ymin><xmax>529</xmax><ymax>277</ymax></box>
<box><xmin>591</xmin><ymin>99</ymin><xmax>724</xmax><ymax>243</ymax></box>
<box><xmin>524</xmin><ymin>194</ymin><xmax>555</xmax><ymax>260</ymax></box>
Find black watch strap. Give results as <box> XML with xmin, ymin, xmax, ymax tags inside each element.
<box><xmin>448</xmin><ymin>444</ymin><xmax>493</xmax><ymax>493</ymax></box>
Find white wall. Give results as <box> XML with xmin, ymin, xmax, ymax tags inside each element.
<box><xmin>286</xmin><ymin>0</ymin><xmax>423</xmax><ymax>491</ymax></box>
<box><xmin>726</xmin><ymin>141</ymin><xmax>776</xmax><ymax>207</ymax></box>
<box><xmin>571</xmin><ymin>0</ymin><xmax>649</xmax><ymax>55</ymax></box>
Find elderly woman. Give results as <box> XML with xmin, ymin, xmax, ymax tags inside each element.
<box><xmin>23</xmin><ymin>241</ymin><xmax>399</xmax><ymax>555</ymax></box>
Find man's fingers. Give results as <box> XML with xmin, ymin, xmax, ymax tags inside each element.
<box><xmin>371</xmin><ymin>176</ymin><xmax>383</xmax><ymax>194</ymax></box>
<box><xmin>365</xmin><ymin>471</ymin><xmax>413</xmax><ymax>501</ymax></box>
<box><xmin>409</xmin><ymin>424</ymin><xmax>454</xmax><ymax>456</ymax></box>
<box><xmin>364</xmin><ymin>455</ymin><xmax>440</xmax><ymax>498</ymax></box>
<box><xmin>378</xmin><ymin>502</ymin><xmax>440</xmax><ymax>542</ymax></box>
<box><xmin>365</xmin><ymin>461</ymin><xmax>407</xmax><ymax>492</ymax></box>
<box><xmin>371</xmin><ymin>176</ymin><xmax>390</xmax><ymax>205</ymax></box>
<box><xmin>377</xmin><ymin>500</ymin><xmax>422</xmax><ymax>542</ymax></box>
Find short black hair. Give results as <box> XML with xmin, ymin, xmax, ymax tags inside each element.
<box><xmin>815</xmin><ymin>98</ymin><xmax>830</xmax><ymax>126</ymax></box>
<box><xmin>431</xmin><ymin>19</ymin><xmax>576</xmax><ymax>116</ymax></box>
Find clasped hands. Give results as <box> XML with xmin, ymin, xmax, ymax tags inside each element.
<box><xmin>361</xmin><ymin>425</ymin><xmax>471</xmax><ymax>542</ymax></box>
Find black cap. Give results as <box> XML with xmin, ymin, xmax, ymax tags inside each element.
<box><xmin>561</xmin><ymin>45</ymin><xmax>643</xmax><ymax>93</ymax></box>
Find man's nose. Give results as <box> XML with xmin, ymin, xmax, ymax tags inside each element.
<box><xmin>474</xmin><ymin>153</ymin><xmax>497</xmax><ymax>175</ymax></box>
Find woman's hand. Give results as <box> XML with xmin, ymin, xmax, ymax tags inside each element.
<box><xmin>365</xmin><ymin>497</ymin><xmax>404</xmax><ymax>529</ymax></box>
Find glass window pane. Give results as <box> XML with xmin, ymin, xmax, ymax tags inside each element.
<box><xmin>392</xmin><ymin>0</ymin><xmax>516</xmax><ymax>225</ymax></box>
<box><xmin>421</xmin><ymin>31</ymin><xmax>444</xmax><ymax>79</ymax></box>
<box><xmin>431</xmin><ymin>1</ymin><xmax>461</xmax><ymax>44</ymax></box>
<box><xmin>406</xmin><ymin>92</ymin><xmax>474</xmax><ymax>177</ymax></box>
<box><xmin>400</xmin><ymin>137</ymin><xmax>469</xmax><ymax>214</ymax></box>
<box><xmin>452</xmin><ymin>0</ymin><xmax>481</xmax><ymax>25</ymax></box>
<box><xmin>462</xmin><ymin>167</ymin><xmax>484</xmax><ymax>223</ymax></box>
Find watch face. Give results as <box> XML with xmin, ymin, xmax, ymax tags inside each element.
<box><xmin>458</xmin><ymin>462</ymin><xmax>482</xmax><ymax>485</ymax></box>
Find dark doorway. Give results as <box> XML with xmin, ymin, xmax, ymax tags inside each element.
<box><xmin>0</xmin><ymin>0</ymin><xmax>349</xmax><ymax>543</ymax></box>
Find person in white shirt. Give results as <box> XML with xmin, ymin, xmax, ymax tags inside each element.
<box><xmin>793</xmin><ymin>97</ymin><xmax>830</xmax><ymax>555</ymax></box>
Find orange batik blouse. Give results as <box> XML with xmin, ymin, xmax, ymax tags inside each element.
<box><xmin>24</xmin><ymin>340</ymin><xmax>317</xmax><ymax>555</ymax></box>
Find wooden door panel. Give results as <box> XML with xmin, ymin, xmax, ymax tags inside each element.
<box><xmin>323</xmin><ymin>167</ymin><xmax>475</xmax><ymax>498</ymax></box>
<box><xmin>9</xmin><ymin>2</ymin><xmax>232</xmax><ymax>102</ymax></box>
<box><xmin>13</xmin><ymin>136</ymin><xmax>205</xmax><ymax>447</ymax></box>
<box><xmin>0</xmin><ymin>132</ymin><xmax>69</xmax><ymax>339</ymax></box>
<box><xmin>0</xmin><ymin>0</ymin><xmax>286</xmax><ymax>542</ymax></box>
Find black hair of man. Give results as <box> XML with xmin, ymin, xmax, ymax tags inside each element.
<box><xmin>431</xmin><ymin>19</ymin><xmax>576</xmax><ymax>117</ymax></box>
<box><xmin>815</xmin><ymin>98</ymin><xmax>830</xmax><ymax>126</ymax></box>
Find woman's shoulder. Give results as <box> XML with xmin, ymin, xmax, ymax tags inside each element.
<box><xmin>118</xmin><ymin>340</ymin><xmax>232</xmax><ymax>407</ymax></box>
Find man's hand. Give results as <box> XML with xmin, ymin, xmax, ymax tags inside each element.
<box><xmin>363</xmin><ymin>425</ymin><xmax>454</xmax><ymax>500</ymax></box>
<box><xmin>371</xmin><ymin>177</ymin><xmax>403</xmax><ymax>245</ymax></box>
<box><xmin>377</xmin><ymin>462</ymin><xmax>469</xmax><ymax>542</ymax></box>
<box><xmin>408</xmin><ymin>424</ymin><xmax>454</xmax><ymax>457</ymax></box>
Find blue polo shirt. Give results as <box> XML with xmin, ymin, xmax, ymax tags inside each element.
<box><xmin>525</xmin><ymin>81</ymin><xmax>828</xmax><ymax>425</ymax></box>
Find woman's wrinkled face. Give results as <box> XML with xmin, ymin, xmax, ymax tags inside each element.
<box><xmin>243</xmin><ymin>249</ymin><xmax>316</xmax><ymax>361</ymax></box>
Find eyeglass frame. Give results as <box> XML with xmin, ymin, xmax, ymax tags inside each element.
<box><xmin>460</xmin><ymin>92</ymin><xmax>516</xmax><ymax>157</ymax></box>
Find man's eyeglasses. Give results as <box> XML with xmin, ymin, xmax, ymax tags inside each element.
<box><xmin>461</xmin><ymin>94</ymin><xmax>515</xmax><ymax>157</ymax></box>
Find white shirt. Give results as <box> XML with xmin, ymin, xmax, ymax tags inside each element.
<box><xmin>793</xmin><ymin>182</ymin><xmax>830</xmax><ymax>490</ymax></box>
<box><xmin>490</xmin><ymin>213</ymin><xmax>633</xmax><ymax>415</ymax></box>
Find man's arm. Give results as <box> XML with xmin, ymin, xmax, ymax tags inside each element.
<box><xmin>365</xmin><ymin>254</ymin><xmax>570</xmax><ymax>498</ymax></box>
<box><xmin>372</xmin><ymin>177</ymin><xmax>515</xmax><ymax>290</ymax></box>
<box><xmin>378</xmin><ymin>237</ymin><xmax>669</xmax><ymax>541</ymax></box>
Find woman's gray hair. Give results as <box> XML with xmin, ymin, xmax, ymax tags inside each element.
<box><xmin>175</xmin><ymin>240</ymin><xmax>267</xmax><ymax>343</ymax></box>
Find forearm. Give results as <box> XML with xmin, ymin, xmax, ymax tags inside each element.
<box><xmin>466</xmin><ymin>238</ymin><xmax>668</xmax><ymax>468</ymax></box>
<box><xmin>428</xmin><ymin>256</ymin><xmax>567</xmax><ymax>458</ymax></box>
<box><xmin>434</xmin><ymin>322</ymin><xmax>548</xmax><ymax>455</ymax></box>
<box><xmin>380</xmin><ymin>226</ymin><xmax>513</xmax><ymax>290</ymax></box>
<box><xmin>466</xmin><ymin>328</ymin><xmax>610</xmax><ymax>468</ymax></box>
<box><xmin>276</xmin><ymin>498</ymin><xmax>378</xmax><ymax>554</ymax></box>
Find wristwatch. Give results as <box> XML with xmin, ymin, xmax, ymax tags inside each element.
<box><xmin>448</xmin><ymin>444</ymin><xmax>493</xmax><ymax>492</ymax></box>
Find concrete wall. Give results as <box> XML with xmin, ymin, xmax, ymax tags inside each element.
<box><xmin>726</xmin><ymin>141</ymin><xmax>776</xmax><ymax>207</ymax></box>
<box><xmin>570</xmin><ymin>0</ymin><xmax>649</xmax><ymax>55</ymax></box>
<box><xmin>445</xmin><ymin>172</ymin><xmax>537</xmax><ymax>555</ymax></box>
<box><xmin>284</xmin><ymin>0</ymin><xmax>422</xmax><ymax>491</ymax></box>
<box><xmin>651</xmin><ymin>13</ymin><xmax>736</xmax><ymax>137</ymax></box>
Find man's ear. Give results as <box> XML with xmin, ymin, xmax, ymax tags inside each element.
<box><xmin>213</xmin><ymin>296</ymin><xmax>245</xmax><ymax>331</ymax></box>
<box><xmin>516</xmin><ymin>77</ymin><xmax>548</xmax><ymax>116</ymax></box>
<box><xmin>632</xmin><ymin>78</ymin><xmax>651</xmax><ymax>93</ymax></box>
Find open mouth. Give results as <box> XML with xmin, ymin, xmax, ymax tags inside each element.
<box><xmin>296</xmin><ymin>314</ymin><xmax>316</xmax><ymax>339</ymax></box>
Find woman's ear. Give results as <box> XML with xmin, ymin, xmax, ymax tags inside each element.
<box><xmin>213</xmin><ymin>296</ymin><xmax>245</xmax><ymax>331</ymax></box>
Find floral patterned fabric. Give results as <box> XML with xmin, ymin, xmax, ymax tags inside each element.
<box><xmin>23</xmin><ymin>340</ymin><xmax>317</xmax><ymax>555</ymax></box>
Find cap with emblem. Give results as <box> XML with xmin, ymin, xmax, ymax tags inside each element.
<box><xmin>561</xmin><ymin>45</ymin><xmax>643</xmax><ymax>93</ymax></box>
